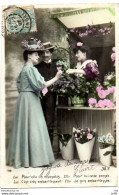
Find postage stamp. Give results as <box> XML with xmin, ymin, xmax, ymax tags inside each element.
<box><xmin>4</xmin><ymin>6</ymin><xmax>37</xmax><ymax>35</ymax></box>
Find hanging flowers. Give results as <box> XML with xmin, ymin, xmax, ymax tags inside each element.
<box><xmin>70</xmin><ymin>23</ymin><xmax>112</xmax><ymax>38</ymax></box>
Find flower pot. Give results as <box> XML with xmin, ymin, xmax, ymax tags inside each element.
<box><xmin>59</xmin><ymin>137</ymin><xmax>74</xmax><ymax>160</ymax></box>
<box><xmin>75</xmin><ymin>137</ymin><xmax>95</xmax><ymax>163</ymax></box>
<box><xmin>112</xmin><ymin>155</ymin><xmax>117</xmax><ymax>167</ymax></box>
<box><xmin>99</xmin><ymin>145</ymin><xmax>114</xmax><ymax>166</ymax></box>
<box><xmin>71</xmin><ymin>96</ymin><xmax>85</xmax><ymax>107</ymax></box>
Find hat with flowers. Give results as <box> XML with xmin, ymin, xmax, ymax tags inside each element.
<box><xmin>21</xmin><ymin>37</ymin><xmax>43</xmax><ymax>51</ymax></box>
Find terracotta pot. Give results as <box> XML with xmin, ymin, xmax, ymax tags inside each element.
<box><xmin>75</xmin><ymin>137</ymin><xmax>95</xmax><ymax>163</ymax></box>
<box><xmin>59</xmin><ymin>137</ymin><xmax>74</xmax><ymax>160</ymax></box>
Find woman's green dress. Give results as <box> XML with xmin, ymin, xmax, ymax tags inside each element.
<box><xmin>7</xmin><ymin>64</ymin><xmax>55</xmax><ymax>168</ymax></box>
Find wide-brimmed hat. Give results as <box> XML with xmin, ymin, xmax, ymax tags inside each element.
<box><xmin>41</xmin><ymin>42</ymin><xmax>54</xmax><ymax>51</ymax></box>
<box><xmin>21</xmin><ymin>38</ymin><xmax>44</xmax><ymax>51</ymax></box>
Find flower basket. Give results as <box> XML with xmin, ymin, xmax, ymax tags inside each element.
<box><xmin>75</xmin><ymin>137</ymin><xmax>95</xmax><ymax>162</ymax></box>
<box><xmin>71</xmin><ymin>96</ymin><xmax>86</xmax><ymax>107</ymax></box>
<box><xmin>59</xmin><ymin>137</ymin><xmax>74</xmax><ymax>160</ymax></box>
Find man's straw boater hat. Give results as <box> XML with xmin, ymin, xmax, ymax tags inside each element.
<box><xmin>21</xmin><ymin>38</ymin><xmax>44</xmax><ymax>51</ymax></box>
<box><xmin>41</xmin><ymin>42</ymin><xmax>54</xmax><ymax>51</ymax></box>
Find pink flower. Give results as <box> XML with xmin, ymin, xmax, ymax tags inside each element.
<box><xmin>111</xmin><ymin>53</ymin><xmax>115</xmax><ymax>62</ymax></box>
<box><xmin>57</xmin><ymin>67</ymin><xmax>62</xmax><ymax>71</ymax></box>
<box><xmin>104</xmin><ymin>99</ymin><xmax>115</xmax><ymax>108</ymax></box>
<box><xmin>42</xmin><ymin>87</ymin><xmax>48</xmax><ymax>96</ymax></box>
<box><xmin>88</xmin><ymin>98</ymin><xmax>97</xmax><ymax>105</ymax></box>
<box><xmin>87</xmin><ymin>133</ymin><xmax>93</xmax><ymax>140</ymax></box>
<box><xmin>77</xmin><ymin>42</ymin><xmax>83</xmax><ymax>46</ymax></box>
<box><xmin>95</xmin><ymin>99</ymin><xmax>115</xmax><ymax>108</ymax></box>
<box><xmin>108</xmin><ymin>87</ymin><xmax>115</xmax><ymax>94</ymax></box>
<box><xmin>112</xmin><ymin>47</ymin><xmax>115</xmax><ymax>52</ymax></box>
<box><xmin>88</xmin><ymin>128</ymin><xmax>91</xmax><ymax>132</ymax></box>
<box><xmin>105</xmin><ymin>89</ymin><xmax>110</xmax><ymax>96</ymax></box>
<box><xmin>98</xmin><ymin>90</ymin><xmax>107</xmax><ymax>99</ymax></box>
<box><xmin>97</xmin><ymin>100</ymin><xmax>105</xmax><ymax>108</ymax></box>
<box><xmin>70</xmin><ymin>28</ymin><xmax>75</xmax><ymax>32</ymax></box>
<box><xmin>75</xmin><ymin>138</ymin><xmax>79</xmax><ymax>142</ymax></box>
<box><xmin>96</xmin><ymin>85</ymin><xmax>103</xmax><ymax>92</ymax></box>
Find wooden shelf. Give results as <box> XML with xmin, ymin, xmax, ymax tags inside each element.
<box><xmin>56</xmin><ymin>106</ymin><xmax>116</xmax><ymax>110</ymax></box>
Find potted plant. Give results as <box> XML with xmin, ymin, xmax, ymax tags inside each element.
<box><xmin>73</xmin><ymin>127</ymin><xmax>96</xmax><ymax>163</ymax></box>
<box><xmin>88</xmin><ymin>84</ymin><xmax>115</xmax><ymax>108</ymax></box>
<box><xmin>53</xmin><ymin>133</ymin><xmax>74</xmax><ymax>160</ymax></box>
<box><xmin>52</xmin><ymin>73</ymin><xmax>89</xmax><ymax>107</ymax></box>
<box><xmin>97</xmin><ymin>133</ymin><xmax>115</xmax><ymax>166</ymax></box>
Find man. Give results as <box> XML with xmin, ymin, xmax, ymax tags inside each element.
<box><xmin>35</xmin><ymin>42</ymin><xmax>57</xmax><ymax>144</ymax></box>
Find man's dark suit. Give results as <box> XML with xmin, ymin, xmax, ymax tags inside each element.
<box><xmin>35</xmin><ymin>61</ymin><xmax>57</xmax><ymax>144</ymax></box>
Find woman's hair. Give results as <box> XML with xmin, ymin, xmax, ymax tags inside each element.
<box><xmin>73</xmin><ymin>45</ymin><xmax>92</xmax><ymax>59</ymax></box>
<box><xmin>23</xmin><ymin>50</ymin><xmax>42</xmax><ymax>62</ymax></box>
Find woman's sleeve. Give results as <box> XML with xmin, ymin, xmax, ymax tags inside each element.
<box><xmin>25</xmin><ymin>66</ymin><xmax>46</xmax><ymax>91</ymax></box>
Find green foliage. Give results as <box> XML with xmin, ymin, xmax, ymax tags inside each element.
<box><xmin>53</xmin><ymin>133</ymin><xmax>72</xmax><ymax>147</ymax></box>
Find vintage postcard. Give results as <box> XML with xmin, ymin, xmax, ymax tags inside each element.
<box><xmin>0</xmin><ymin>2</ymin><xmax>119</xmax><ymax>194</ymax></box>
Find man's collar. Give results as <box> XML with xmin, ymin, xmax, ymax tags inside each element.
<box><xmin>43</xmin><ymin>59</ymin><xmax>52</xmax><ymax>64</ymax></box>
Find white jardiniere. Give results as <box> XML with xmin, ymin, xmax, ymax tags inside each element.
<box><xmin>75</xmin><ymin>137</ymin><xmax>95</xmax><ymax>163</ymax></box>
<box><xmin>99</xmin><ymin>145</ymin><xmax>114</xmax><ymax>166</ymax></box>
<box><xmin>59</xmin><ymin>137</ymin><xmax>74</xmax><ymax>160</ymax></box>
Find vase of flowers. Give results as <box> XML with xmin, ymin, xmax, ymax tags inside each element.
<box><xmin>97</xmin><ymin>133</ymin><xmax>115</xmax><ymax>166</ymax></box>
<box><xmin>73</xmin><ymin>127</ymin><xmax>96</xmax><ymax>162</ymax></box>
<box><xmin>53</xmin><ymin>133</ymin><xmax>74</xmax><ymax>160</ymax></box>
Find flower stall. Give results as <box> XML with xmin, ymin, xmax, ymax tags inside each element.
<box><xmin>51</xmin><ymin>7</ymin><xmax>116</xmax><ymax>162</ymax></box>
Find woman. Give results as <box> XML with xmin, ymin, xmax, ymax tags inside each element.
<box><xmin>6</xmin><ymin>38</ymin><xmax>62</xmax><ymax>168</ymax></box>
<box><xmin>66</xmin><ymin>42</ymin><xmax>99</xmax><ymax>81</ymax></box>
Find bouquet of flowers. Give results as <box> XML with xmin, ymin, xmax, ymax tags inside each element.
<box><xmin>97</xmin><ymin>133</ymin><xmax>115</xmax><ymax>149</ymax></box>
<box><xmin>56</xmin><ymin>60</ymin><xmax>69</xmax><ymax>71</ymax></box>
<box><xmin>103</xmin><ymin>72</ymin><xmax>116</xmax><ymax>89</ymax></box>
<box><xmin>73</xmin><ymin>127</ymin><xmax>96</xmax><ymax>144</ymax></box>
